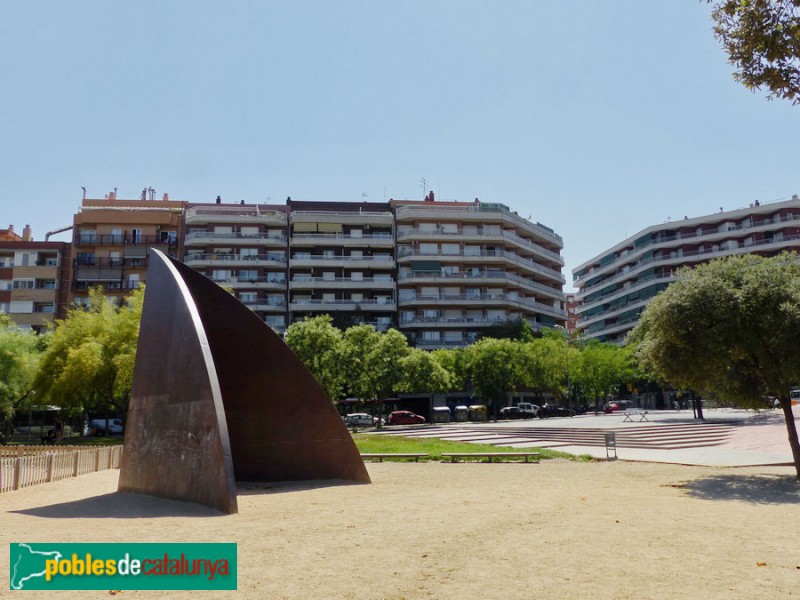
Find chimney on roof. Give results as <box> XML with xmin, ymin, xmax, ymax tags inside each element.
<box><xmin>163</xmin><ymin>193</ymin><xmax>169</xmax><ymax>201</ymax></box>
<box><xmin>109</xmin><ymin>190</ymin><xmax>116</xmax><ymax>200</ymax></box>
<box><xmin>216</xmin><ymin>195</ymin><xmax>222</xmax><ymax>204</ymax></box>
<box><xmin>474</xmin><ymin>198</ymin><xmax>479</xmax><ymax>204</ymax></box>
<box><xmin>23</xmin><ymin>225</ymin><xmax>32</xmax><ymax>241</ymax></box>
<box><xmin>8</xmin><ymin>224</ymin><xmax>13</xmax><ymax>231</ymax></box>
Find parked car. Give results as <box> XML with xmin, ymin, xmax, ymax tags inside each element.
<box><xmin>89</xmin><ymin>418</ymin><xmax>124</xmax><ymax>435</ymax></box>
<box><xmin>604</xmin><ymin>400</ymin><xmax>634</xmax><ymax>414</ymax></box>
<box><xmin>499</xmin><ymin>406</ymin><xmax>525</xmax><ymax>420</ymax></box>
<box><xmin>538</xmin><ymin>404</ymin><xmax>576</xmax><ymax>418</ymax></box>
<box><xmin>515</xmin><ymin>402</ymin><xmax>540</xmax><ymax>418</ymax></box>
<box><xmin>343</xmin><ymin>413</ymin><xmax>377</xmax><ymax>427</ymax></box>
<box><xmin>387</xmin><ymin>411</ymin><xmax>426</xmax><ymax>425</ymax></box>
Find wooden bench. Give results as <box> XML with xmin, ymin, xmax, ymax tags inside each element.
<box><xmin>360</xmin><ymin>453</ymin><xmax>428</xmax><ymax>462</ymax></box>
<box><xmin>623</xmin><ymin>410</ymin><xmax>649</xmax><ymax>422</ymax></box>
<box><xmin>441</xmin><ymin>452</ymin><xmax>541</xmax><ymax>463</ymax></box>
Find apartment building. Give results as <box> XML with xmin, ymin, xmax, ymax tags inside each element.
<box><xmin>0</xmin><ymin>225</ymin><xmax>70</xmax><ymax>331</ymax></box>
<box><xmin>287</xmin><ymin>200</ymin><xmax>396</xmax><ymax>332</ymax></box>
<box><xmin>183</xmin><ymin>202</ymin><xmax>290</xmax><ymax>333</ymax></box>
<box><xmin>572</xmin><ymin>196</ymin><xmax>800</xmax><ymax>344</ymax></box>
<box><xmin>70</xmin><ymin>192</ymin><xmax>186</xmax><ymax>306</ymax></box>
<box><xmin>393</xmin><ymin>194</ymin><xmax>567</xmax><ymax>349</ymax></box>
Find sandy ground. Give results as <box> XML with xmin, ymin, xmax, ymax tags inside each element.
<box><xmin>2</xmin><ymin>461</ymin><xmax>800</xmax><ymax>600</ymax></box>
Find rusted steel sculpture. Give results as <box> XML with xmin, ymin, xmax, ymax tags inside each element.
<box><xmin>119</xmin><ymin>250</ymin><xmax>370</xmax><ymax>514</ymax></box>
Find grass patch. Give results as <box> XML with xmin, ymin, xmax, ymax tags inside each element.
<box><xmin>352</xmin><ymin>433</ymin><xmax>593</xmax><ymax>462</ymax></box>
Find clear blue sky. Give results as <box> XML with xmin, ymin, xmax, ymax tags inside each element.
<box><xmin>2</xmin><ymin>1</ymin><xmax>798</xmax><ymax>290</ymax></box>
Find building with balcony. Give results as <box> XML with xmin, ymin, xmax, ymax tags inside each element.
<box><xmin>572</xmin><ymin>195</ymin><xmax>800</xmax><ymax>344</ymax></box>
<box><xmin>392</xmin><ymin>194</ymin><xmax>567</xmax><ymax>349</ymax></box>
<box><xmin>0</xmin><ymin>225</ymin><xmax>70</xmax><ymax>331</ymax></box>
<box><xmin>287</xmin><ymin>199</ymin><xmax>396</xmax><ymax>331</ymax></box>
<box><xmin>70</xmin><ymin>192</ymin><xmax>186</xmax><ymax>306</ymax></box>
<box><xmin>183</xmin><ymin>203</ymin><xmax>290</xmax><ymax>333</ymax></box>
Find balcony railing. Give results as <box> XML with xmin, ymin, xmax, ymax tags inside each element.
<box><xmin>393</xmin><ymin>204</ymin><xmax>563</xmax><ymax>242</ymax></box>
<box><xmin>184</xmin><ymin>253</ymin><xmax>288</xmax><ymax>265</ymax></box>
<box><xmin>396</xmin><ymin>248</ymin><xmax>564</xmax><ymax>282</ymax></box>
<box><xmin>184</xmin><ymin>231</ymin><xmax>287</xmax><ymax>243</ymax></box>
<box><xmin>575</xmin><ymin>211</ymin><xmax>800</xmax><ymax>283</ymax></box>
<box><xmin>578</xmin><ymin>232</ymin><xmax>800</xmax><ymax>295</ymax></box>
<box><xmin>73</xmin><ymin>257</ymin><xmax>149</xmax><ymax>268</ymax></box>
<box><xmin>74</xmin><ymin>234</ymin><xmax>177</xmax><ymax>247</ymax></box>
<box><xmin>396</xmin><ymin>228</ymin><xmax>563</xmax><ymax>263</ymax></box>
<box><xmin>290</xmin><ymin>232</ymin><xmax>393</xmax><ymax>241</ymax></box>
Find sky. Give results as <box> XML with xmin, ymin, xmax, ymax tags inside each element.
<box><xmin>2</xmin><ymin>1</ymin><xmax>798</xmax><ymax>291</ymax></box>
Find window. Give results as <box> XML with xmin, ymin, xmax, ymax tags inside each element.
<box><xmin>238</xmin><ymin>269</ymin><xmax>258</xmax><ymax>281</ymax></box>
<box><xmin>240</xmin><ymin>292</ymin><xmax>257</xmax><ymax>303</ymax></box>
<box><xmin>267</xmin><ymin>294</ymin><xmax>284</xmax><ymax>306</ymax></box>
<box><xmin>266</xmin><ymin>315</ymin><xmax>285</xmax><ymax>327</ymax></box>
<box><xmin>212</xmin><ymin>270</ymin><xmax>233</xmax><ymax>281</ymax></box>
<box><xmin>13</xmin><ymin>279</ymin><xmax>35</xmax><ymax>289</ymax></box>
<box><xmin>441</xmin><ymin>243</ymin><xmax>459</xmax><ymax>255</ymax></box>
<box><xmin>128</xmin><ymin>274</ymin><xmax>141</xmax><ymax>289</ymax></box>
<box><xmin>419</xmin><ymin>243</ymin><xmax>437</xmax><ymax>255</ymax></box>
<box><xmin>111</xmin><ymin>228</ymin><xmax>123</xmax><ymax>243</ymax></box>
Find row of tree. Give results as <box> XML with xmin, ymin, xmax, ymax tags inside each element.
<box><xmin>285</xmin><ymin>315</ymin><xmax>638</xmax><ymax>415</ymax></box>
<box><xmin>0</xmin><ymin>289</ymin><xmax>638</xmax><ymax>435</ymax></box>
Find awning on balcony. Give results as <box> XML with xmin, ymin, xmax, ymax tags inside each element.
<box><xmin>293</xmin><ymin>223</ymin><xmax>317</xmax><ymax>232</ymax></box>
<box><xmin>317</xmin><ymin>223</ymin><xmax>343</xmax><ymax>233</ymax></box>
<box><xmin>410</xmin><ymin>261</ymin><xmax>441</xmax><ymax>272</ymax></box>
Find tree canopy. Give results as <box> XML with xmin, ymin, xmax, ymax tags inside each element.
<box><xmin>32</xmin><ymin>288</ymin><xmax>144</xmax><ymax>419</ymax></box>
<box><xmin>709</xmin><ymin>0</ymin><xmax>800</xmax><ymax>104</ymax></box>
<box><xmin>631</xmin><ymin>252</ymin><xmax>800</xmax><ymax>476</ymax></box>
<box><xmin>0</xmin><ymin>318</ymin><xmax>45</xmax><ymax>431</ymax></box>
<box><xmin>285</xmin><ymin>315</ymin><xmax>345</xmax><ymax>401</ymax></box>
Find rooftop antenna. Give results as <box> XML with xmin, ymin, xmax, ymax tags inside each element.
<box><xmin>81</xmin><ymin>186</ymin><xmax>86</xmax><ymax>200</ymax></box>
<box><xmin>361</xmin><ymin>192</ymin><xmax>368</xmax><ymax>201</ymax></box>
<box><xmin>420</xmin><ymin>177</ymin><xmax>427</xmax><ymax>197</ymax></box>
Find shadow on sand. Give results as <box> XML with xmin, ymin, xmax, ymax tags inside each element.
<box><xmin>10</xmin><ymin>492</ymin><xmax>226</xmax><ymax>519</ymax></box>
<box><xmin>679</xmin><ymin>473</ymin><xmax>800</xmax><ymax>504</ymax></box>
<box><xmin>10</xmin><ymin>480</ymin><xmax>368</xmax><ymax>519</ymax></box>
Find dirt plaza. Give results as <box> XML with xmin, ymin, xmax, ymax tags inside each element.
<box><xmin>2</xmin><ymin>458</ymin><xmax>799</xmax><ymax>599</ymax></box>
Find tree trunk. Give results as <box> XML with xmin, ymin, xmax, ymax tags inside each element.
<box><xmin>780</xmin><ymin>398</ymin><xmax>800</xmax><ymax>478</ymax></box>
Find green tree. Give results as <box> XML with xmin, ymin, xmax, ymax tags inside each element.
<box><xmin>517</xmin><ymin>336</ymin><xmax>570</xmax><ymax>401</ymax></box>
<box><xmin>463</xmin><ymin>338</ymin><xmax>522</xmax><ymax>419</ymax></box>
<box><xmin>285</xmin><ymin>315</ymin><xmax>345</xmax><ymax>401</ymax></box>
<box><xmin>478</xmin><ymin>317</ymin><xmax>538</xmax><ymax>341</ymax></box>
<box><xmin>708</xmin><ymin>0</ymin><xmax>800</xmax><ymax>104</ymax></box>
<box><xmin>631</xmin><ymin>252</ymin><xmax>800</xmax><ymax>476</ymax></box>
<box><xmin>0</xmin><ymin>318</ymin><xmax>45</xmax><ymax>435</ymax></box>
<box><xmin>431</xmin><ymin>348</ymin><xmax>468</xmax><ymax>391</ymax></box>
<box><xmin>341</xmin><ymin>326</ymin><xmax>412</xmax><ymax>426</ymax></box>
<box><xmin>397</xmin><ymin>349</ymin><xmax>452</xmax><ymax>395</ymax></box>
<box><xmin>573</xmin><ymin>340</ymin><xmax>635</xmax><ymax>412</ymax></box>
<box><xmin>32</xmin><ymin>288</ymin><xmax>144</xmax><ymax>424</ymax></box>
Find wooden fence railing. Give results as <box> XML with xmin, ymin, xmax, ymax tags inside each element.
<box><xmin>0</xmin><ymin>445</ymin><xmax>123</xmax><ymax>493</ymax></box>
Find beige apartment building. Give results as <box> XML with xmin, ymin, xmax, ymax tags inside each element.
<box><xmin>182</xmin><ymin>202</ymin><xmax>290</xmax><ymax>333</ymax></box>
<box><xmin>392</xmin><ymin>195</ymin><xmax>567</xmax><ymax>348</ymax></box>
<box><xmin>287</xmin><ymin>199</ymin><xmax>396</xmax><ymax>332</ymax></box>
<box><xmin>0</xmin><ymin>225</ymin><xmax>70</xmax><ymax>331</ymax></box>
<box><xmin>70</xmin><ymin>192</ymin><xmax>186</xmax><ymax>306</ymax></box>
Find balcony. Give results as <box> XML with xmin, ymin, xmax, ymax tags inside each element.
<box><xmin>398</xmin><ymin>294</ymin><xmax>564</xmax><ymax>317</ymax></box>
<box><xmin>74</xmin><ymin>234</ymin><xmax>177</xmax><ymax>247</ymax></box>
<box><xmin>396</xmin><ymin>228</ymin><xmax>563</xmax><ymax>264</ymax></box>
<box><xmin>185</xmin><ymin>206</ymin><xmax>287</xmax><ymax>226</ymax></box>
<box><xmin>289</xmin><ymin>276</ymin><xmax>395</xmax><ymax>290</ymax></box>
<box><xmin>240</xmin><ymin>298</ymin><xmax>287</xmax><ymax>312</ymax></box>
<box><xmin>396</xmin><ymin>248</ymin><xmax>564</xmax><ymax>283</ymax></box>
<box><xmin>208</xmin><ymin>275</ymin><xmax>287</xmax><ymax>290</ymax></box>
<box><xmin>290</xmin><ymin>254</ymin><xmax>395</xmax><ymax>269</ymax></box>
<box><xmin>184</xmin><ymin>231</ymin><xmax>287</xmax><ymax>246</ymax></box>
<box><xmin>291</xmin><ymin>210</ymin><xmax>393</xmax><ymax>227</ymax></box>
<box><xmin>289</xmin><ymin>232</ymin><xmax>394</xmax><ymax>247</ymax></box>
<box><xmin>399</xmin><ymin>316</ymin><xmax>510</xmax><ymax>328</ymax></box>
<box><xmin>397</xmin><ymin>270</ymin><xmax>563</xmax><ymax>300</ymax></box>
<box><xmin>184</xmin><ymin>253</ymin><xmax>288</xmax><ymax>267</ymax></box>
<box><xmin>393</xmin><ymin>204</ymin><xmax>563</xmax><ymax>244</ymax></box>
<box><xmin>289</xmin><ymin>299</ymin><xmax>397</xmax><ymax>312</ymax></box>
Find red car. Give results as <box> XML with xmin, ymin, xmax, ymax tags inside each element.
<box><xmin>387</xmin><ymin>410</ymin><xmax>426</xmax><ymax>425</ymax></box>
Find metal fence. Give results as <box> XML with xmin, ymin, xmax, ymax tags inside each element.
<box><xmin>0</xmin><ymin>445</ymin><xmax>123</xmax><ymax>493</ymax></box>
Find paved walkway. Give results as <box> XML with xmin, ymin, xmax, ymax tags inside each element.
<box><xmin>377</xmin><ymin>408</ymin><xmax>799</xmax><ymax>467</ymax></box>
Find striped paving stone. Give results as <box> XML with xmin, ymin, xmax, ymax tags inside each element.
<box><xmin>376</xmin><ymin>422</ymin><xmax>738</xmax><ymax>451</ymax></box>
